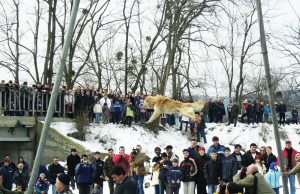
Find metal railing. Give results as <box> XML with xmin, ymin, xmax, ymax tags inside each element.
<box><xmin>0</xmin><ymin>89</ymin><xmax>74</xmax><ymax>117</ymax></box>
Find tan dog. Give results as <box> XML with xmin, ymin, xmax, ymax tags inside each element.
<box><xmin>143</xmin><ymin>95</ymin><xmax>206</xmax><ymax>124</ymax></box>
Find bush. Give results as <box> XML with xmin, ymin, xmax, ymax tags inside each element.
<box><xmin>74</xmin><ymin>112</ymin><xmax>90</xmax><ymax>141</ymax></box>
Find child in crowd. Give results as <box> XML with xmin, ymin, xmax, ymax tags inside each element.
<box><xmin>167</xmin><ymin>158</ymin><xmax>182</xmax><ymax>194</ymax></box>
<box><xmin>34</xmin><ymin>173</ymin><xmax>50</xmax><ymax>194</ymax></box>
<box><xmin>265</xmin><ymin>162</ymin><xmax>281</xmax><ymax>194</ymax></box>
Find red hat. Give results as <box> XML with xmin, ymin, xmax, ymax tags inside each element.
<box><xmin>198</xmin><ymin>147</ymin><xmax>205</xmax><ymax>152</ymax></box>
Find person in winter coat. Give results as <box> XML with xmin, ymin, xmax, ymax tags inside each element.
<box><xmin>196</xmin><ymin>112</ymin><xmax>207</xmax><ymax>143</ymax></box>
<box><xmin>207</xmin><ymin>136</ymin><xmax>225</xmax><ymax>160</ymax></box>
<box><xmin>187</xmin><ymin>139</ymin><xmax>200</xmax><ymax>160</ymax></box>
<box><xmin>103</xmin><ymin>149</ymin><xmax>115</xmax><ymax>194</ymax></box>
<box><xmin>74</xmin><ymin>88</ymin><xmax>83</xmax><ymax>118</ymax></box>
<box><xmin>55</xmin><ymin>173</ymin><xmax>73</xmax><ymax>194</ymax></box>
<box><xmin>180</xmin><ymin>149</ymin><xmax>197</xmax><ymax>194</ymax></box>
<box><xmin>221</xmin><ymin>147</ymin><xmax>237</xmax><ymax>183</ymax></box>
<box><xmin>264</xmin><ymin>146</ymin><xmax>277</xmax><ymax>172</ymax></box>
<box><xmin>266</xmin><ymin>162</ymin><xmax>281</xmax><ymax>194</ymax></box>
<box><xmin>0</xmin><ymin>174</ymin><xmax>22</xmax><ymax>194</ymax></box>
<box><xmin>165</xmin><ymin>145</ymin><xmax>179</xmax><ymax>162</ymax></box>
<box><xmin>110</xmin><ymin>165</ymin><xmax>136</xmax><ymax>194</ymax></box>
<box><xmin>263</xmin><ymin>104</ymin><xmax>271</xmax><ymax>123</ymax></box>
<box><xmin>0</xmin><ymin>155</ymin><xmax>17</xmax><ymax>172</ymax></box>
<box><xmin>233</xmin><ymin>164</ymin><xmax>275</xmax><ymax>194</ymax></box>
<box><xmin>195</xmin><ymin>147</ymin><xmax>209</xmax><ymax>194</ymax></box>
<box><xmin>0</xmin><ymin>160</ymin><xmax>14</xmax><ymax>191</ymax></box>
<box><xmin>204</xmin><ymin>151</ymin><xmax>221</xmax><ymax>194</ymax></box>
<box><xmin>13</xmin><ymin>163</ymin><xmax>29</xmax><ymax>191</ymax></box>
<box><xmin>180</xmin><ymin>115</ymin><xmax>190</xmax><ymax>132</ymax></box>
<box><xmin>92</xmin><ymin>152</ymin><xmax>104</xmax><ymax>194</ymax></box>
<box><xmin>254</xmin><ymin>154</ymin><xmax>267</xmax><ymax>176</ymax></box>
<box><xmin>291</xmin><ymin>107</ymin><xmax>298</xmax><ymax>124</ymax></box>
<box><xmin>111</xmin><ymin>101</ymin><xmax>122</xmax><ymax>124</ymax></box>
<box><xmin>167</xmin><ymin>158</ymin><xmax>181</xmax><ymax>194</ymax></box>
<box><xmin>34</xmin><ymin>173</ymin><xmax>50</xmax><ymax>194</ymax></box>
<box><xmin>247</xmin><ymin>102</ymin><xmax>255</xmax><ymax>125</ymax></box>
<box><xmin>158</xmin><ymin>152</ymin><xmax>172</xmax><ymax>194</ymax></box>
<box><xmin>151</xmin><ymin>147</ymin><xmax>162</xmax><ymax>194</ymax></box>
<box><xmin>283</xmin><ymin>152</ymin><xmax>300</xmax><ymax>186</ymax></box>
<box><xmin>75</xmin><ymin>154</ymin><xmax>95</xmax><ymax>194</ymax></box>
<box><xmin>93</xmin><ymin>99</ymin><xmax>102</xmax><ymax>124</ymax></box>
<box><xmin>124</xmin><ymin>101</ymin><xmax>134</xmax><ymax>127</ymax></box>
<box><xmin>66</xmin><ymin>149</ymin><xmax>80</xmax><ymax>190</ymax></box>
<box><xmin>17</xmin><ymin>157</ymin><xmax>29</xmax><ymax>172</ymax></box>
<box><xmin>242</xmin><ymin>143</ymin><xmax>260</xmax><ymax>167</ymax></box>
<box><xmin>281</xmin><ymin>141</ymin><xmax>298</xmax><ymax>194</ymax></box>
<box><xmin>228</xmin><ymin>102</ymin><xmax>239</xmax><ymax>127</ymax></box>
<box><xmin>48</xmin><ymin>157</ymin><xmax>65</xmax><ymax>194</ymax></box>
<box><xmin>131</xmin><ymin>145</ymin><xmax>147</xmax><ymax>194</ymax></box>
<box><xmin>112</xmin><ymin>146</ymin><xmax>131</xmax><ymax>175</ymax></box>
<box><xmin>277</xmin><ymin>101</ymin><xmax>287</xmax><ymax>125</ymax></box>
<box><xmin>232</xmin><ymin>144</ymin><xmax>243</xmax><ymax>170</ymax></box>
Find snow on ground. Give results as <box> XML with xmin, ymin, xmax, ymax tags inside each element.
<box><xmin>49</xmin><ymin>121</ymin><xmax>300</xmax><ymax>194</ymax></box>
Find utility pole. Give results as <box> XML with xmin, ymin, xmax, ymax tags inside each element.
<box><xmin>255</xmin><ymin>0</ymin><xmax>289</xmax><ymax>193</ymax></box>
<box><xmin>26</xmin><ymin>0</ymin><xmax>81</xmax><ymax>193</ymax></box>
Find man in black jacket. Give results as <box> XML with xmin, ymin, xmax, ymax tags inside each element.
<box><xmin>227</xmin><ymin>102</ymin><xmax>239</xmax><ymax>127</ymax></box>
<box><xmin>93</xmin><ymin>152</ymin><xmax>104</xmax><ymax>194</ymax></box>
<box><xmin>104</xmin><ymin>149</ymin><xmax>115</xmax><ymax>194</ymax></box>
<box><xmin>48</xmin><ymin>157</ymin><xmax>65</xmax><ymax>194</ymax></box>
<box><xmin>242</xmin><ymin>143</ymin><xmax>260</xmax><ymax>167</ymax></box>
<box><xmin>66</xmin><ymin>149</ymin><xmax>80</xmax><ymax>190</ymax></box>
<box><xmin>110</xmin><ymin>165</ymin><xmax>136</xmax><ymax>194</ymax></box>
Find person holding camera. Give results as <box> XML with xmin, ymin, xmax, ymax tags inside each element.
<box><xmin>130</xmin><ymin>145</ymin><xmax>147</xmax><ymax>194</ymax></box>
<box><xmin>75</xmin><ymin>155</ymin><xmax>95</xmax><ymax>194</ymax></box>
<box><xmin>233</xmin><ymin>164</ymin><xmax>275</xmax><ymax>194</ymax></box>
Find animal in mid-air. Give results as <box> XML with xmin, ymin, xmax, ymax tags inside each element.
<box><xmin>142</xmin><ymin>95</ymin><xmax>206</xmax><ymax>124</ymax></box>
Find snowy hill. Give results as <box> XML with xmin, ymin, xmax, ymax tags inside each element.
<box><xmin>49</xmin><ymin>122</ymin><xmax>300</xmax><ymax>194</ymax></box>
<box><xmin>50</xmin><ymin>122</ymin><xmax>300</xmax><ymax>157</ymax></box>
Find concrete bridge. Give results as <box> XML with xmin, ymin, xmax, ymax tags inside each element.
<box><xmin>0</xmin><ymin>116</ymin><xmax>86</xmax><ymax>167</ymax></box>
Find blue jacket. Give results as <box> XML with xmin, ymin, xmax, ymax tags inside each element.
<box><xmin>266</xmin><ymin>169</ymin><xmax>281</xmax><ymax>188</ymax></box>
<box><xmin>207</xmin><ymin>144</ymin><xmax>226</xmax><ymax>159</ymax></box>
<box><xmin>111</xmin><ymin>103</ymin><xmax>122</xmax><ymax>113</ymax></box>
<box><xmin>221</xmin><ymin>155</ymin><xmax>237</xmax><ymax>182</ymax></box>
<box><xmin>167</xmin><ymin>166</ymin><xmax>182</xmax><ymax>188</ymax></box>
<box><xmin>0</xmin><ymin>165</ymin><xmax>14</xmax><ymax>190</ymax></box>
<box><xmin>75</xmin><ymin>163</ymin><xmax>95</xmax><ymax>184</ymax></box>
<box><xmin>263</xmin><ymin>105</ymin><xmax>271</xmax><ymax>114</ymax></box>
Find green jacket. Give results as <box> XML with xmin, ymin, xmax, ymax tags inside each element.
<box><xmin>103</xmin><ymin>156</ymin><xmax>115</xmax><ymax>177</ymax></box>
<box><xmin>231</xmin><ymin>104</ymin><xmax>239</xmax><ymax>117</ymax></box>
<box><xmin>290</xmin><ymin>162</ymin><xmax>300</xmax><ymax>181</ymax></box>
<box><xmin>131</xmin><ymin>153</ymin><xmax>147</xmax><ymax>176</ymax></box>
<box><xmin>233</xmin><ymin>172</ymin><xmax>275</xmax><ymax>194</ymax></box>
<box><xmin>0</xmin><ymin>187</ymin><xmax>23</xmax><ymax>194</ymax></box>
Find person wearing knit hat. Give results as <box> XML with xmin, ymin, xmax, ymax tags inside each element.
<box><xmin>266</xmin><ymin>162</ymin><xmax>281</xmax><ymax>194</ymax></box>
<box><xmin>55</xmin><ymin>174</ymin><xmax>73</xmax><ymax>194</ymax></box>
<box><xmin>195</xmin><ymin>147</ymin><xmax>209</xmax><ymax>194</ymax></box>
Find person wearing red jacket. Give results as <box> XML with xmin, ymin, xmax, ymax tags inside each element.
<box><xmin>281</xmin><ymin>141</ymin><xmax>298</xmax><ymax>194</ymax></box>
<box><xmin>113</xmin><ymin>146</ymin><xmax>131</xmax><ymax>175</ymax></box>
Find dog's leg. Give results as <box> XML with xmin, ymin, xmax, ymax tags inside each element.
<box><xmin>146</xmin><ymin>105</ymin><xmax>161</xmax><ymax>124</ymax></box>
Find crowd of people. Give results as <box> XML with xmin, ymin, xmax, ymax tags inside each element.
<box><xmin>1</xmin><ymin>138</ymin><xmax>300</xmax><ymax>194</ymax></box>
<box><xmin>1</xmin><ymin>80</ymin><xmax>299</xmax><ymax>128</ymax></box>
